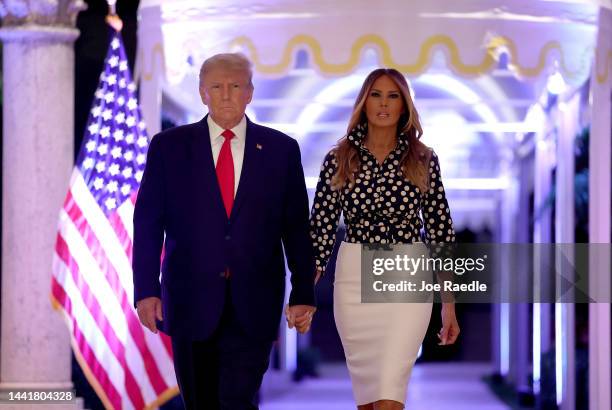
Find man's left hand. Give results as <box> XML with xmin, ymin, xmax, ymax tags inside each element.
<box><xmin>285</xmin><ymin>305</ymin><xmax>316</xmax><ymax>334</ymax></box>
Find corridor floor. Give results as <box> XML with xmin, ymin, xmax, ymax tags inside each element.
<box><xmin>260</xmin><ymin>362</ymin><xmax>510</xmax><ymax>410</ymax></box>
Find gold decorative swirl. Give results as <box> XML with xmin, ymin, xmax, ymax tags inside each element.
<box><xmin>230</xmin><ymin>33</ymin><xmax>589</xmax><ymax>80</ymax></box>
<box><xmin>231</xmin><ymin>33</ymin><xmax>498</xmax><ymax>75</ymax></box>
<box><xmin>138</xmin><ymin>42</ymin><xmax>166</xmax><ymax>82</ymax></box>
<box><xmin>596</xmin><ymin>49</ymin><xmax>611</xmax><ymax>84</ymax></box>
<box><xmin>488</xmin><ymin>36</ymin><xmax>589</xmax><ymax>80</ymax></box>
<box><xmin>137</xmin><ymin>33</ymin><xmax>599</xmax><ymax>83</ymax></box>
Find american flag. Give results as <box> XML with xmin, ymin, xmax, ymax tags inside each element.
<box><xmin>51</xmin><ymin>32</ymin><xmax>178</xmax><ymax>409</ymax></box>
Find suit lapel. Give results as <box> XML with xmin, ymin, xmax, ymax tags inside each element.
<box><xmin>230</xmin><ymin>118</ymin><xmax>261</xmax><ymax>222</ymax></box>
<box><xmin>191</xmin><ymin>116</ymin><xmax>228</xmax><ymax>221</ymax></box>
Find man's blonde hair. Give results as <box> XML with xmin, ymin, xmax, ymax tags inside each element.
<box><xmin>199</xmin><ymin>53</ymin><xmax>254</xmax><ymax>88</ymax></box>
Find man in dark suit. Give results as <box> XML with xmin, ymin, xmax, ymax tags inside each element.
<box><xmin>133</xmin><ymin>53</ymin><xmax>316</xmax><ymax>409</ymax></box>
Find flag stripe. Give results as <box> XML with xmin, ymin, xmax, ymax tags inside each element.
<box><xmin>63</xmin><ymin>190</ymin><xmax>169</xmax><ymax>394</ymax></box>
<box><xmin>154</xmin><ymin>331</ymin><xmax>174</xmax><ymax>376</ymax></box>
<box><xmin>52</xmin><ymin>277</ymin><xmax>123</xmax><ymax>409</ymax></box>
<box><xmin>70</xmin><ymin>172</ymin><xmax>134</xmax><ymax>303</ymax></box>
<box><xmin>53</xmin><ymin>257</ymin><xmax>132</xmax><ymax>410</ymax></box>
<box><xmin>110</xmin><ymin>207</ymin><xmax>133</xmax><ymax>263</ymax></box>
<box><xmin>56</xmin><ymin>232</ymin><xmax>146</xmax><ymax>409</ymax></box>
<box><xmin>117</xmin><ymin>194</ymin><xmax>135</xmax><ymax>241</ymax></box>
<box><xmin>57</xmin><ymin>213</ymin><xmax>161</xmax><ymax>405</ymax></box>
<box><xmin>57</xmin><ymin>216</ymin><xmax>131</xmax><ymax>347</ymax></box>
<box><xmin>160</xmin><ymin>333</ymin><xmax>173</xmax><ymax>356</ymax></box>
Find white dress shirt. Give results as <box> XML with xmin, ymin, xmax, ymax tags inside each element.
<box><xmin>208</xmin><ymin>115</ymin><xmax>246</xmax><ymax>195</ymax></box>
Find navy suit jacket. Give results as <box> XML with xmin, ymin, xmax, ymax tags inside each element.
<box><xmin>132</xmin><ymin>116</ymin><xmax>316</xmax><ymax>341</ymax></box>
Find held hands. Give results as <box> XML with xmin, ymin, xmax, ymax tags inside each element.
<box><xmin>136</xmin><ymin>297</ymin><xmax>163</xmax><ymax>334</ymax></box>
<box><xmin>438</xmin><ymin>303</ymin><xmax>460</xmax><ymax>345</ymax></box>
<box><xmin>284</xmin><ymin>268</ymin><xmax>322</xmax><ymax>333</ymax></box>
<box><xmin>285</xmin><ymin>305</ymin><xmax>316</xmax><ymax>334</ymax></box>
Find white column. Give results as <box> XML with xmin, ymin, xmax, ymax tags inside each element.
<box><xmin>0</xmin><ymin>2</ymin><xmax>85</xmax><ymax>408</ymax></box>
<box><xmin>136</xmin><ymin>3</ymin><xmax>164</xmax><ymax>136</ymax></box>
<box><xmin>589</xmin><ymin>7</ymin><xmax>611</xmax><ymax>410</ymax></box>
<box><xmin>555</xmin><ymin>92</ymin><xmax>579</xmax><ymax>410</ymax></box>
<box><xmin>139</xmin><ymin>73</ymin><xmax>162</xmax><ymax>136</ymax></box>
<box><xmin>532</xmin><ymin>107</ymin><xmax>554</xmax><ymax>395</ymax></box>
<box><xmin>497</xmin><ymin>178</ymin><xmax>519</xmax><ymax>377</ymax></box>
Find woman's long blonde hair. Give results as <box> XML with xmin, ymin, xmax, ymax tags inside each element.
<box><xmin>331</xmin><ymin>68</ymin><xmax>431</xmax><ymax>193</ymax></box>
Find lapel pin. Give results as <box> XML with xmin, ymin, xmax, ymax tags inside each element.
<box><xmin>256</xmin><ymin>144</ymin><xmax>263</xmax><ymax>150</ymax></box>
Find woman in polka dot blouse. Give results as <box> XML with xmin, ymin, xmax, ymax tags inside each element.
<box><xmin>309</xmin><ymin>68</ymin><xmax>460</xmax><ymax>409</ymax></box>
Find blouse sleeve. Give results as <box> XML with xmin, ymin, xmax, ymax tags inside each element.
<box><xmin>421</xmin><ymin>150</ymin><xmax>456</xmax><ymax>244</ymax></box>
<box><xmin>309</xmin><ymin>150</ymin><xmax>343</xmax><ymax>275</ymax></box>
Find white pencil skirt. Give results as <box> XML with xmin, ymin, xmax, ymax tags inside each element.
<box><xmin>333</xmin><ymin>241</ymin><xmax>433</xmax><ymax>405</ymax></box>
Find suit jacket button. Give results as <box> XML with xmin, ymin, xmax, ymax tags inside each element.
<box><xmin>225</xmin><ymin>235</ymin><xmax>231</xmax><ymax>240</ymax></box>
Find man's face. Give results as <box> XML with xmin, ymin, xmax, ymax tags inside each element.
<box><xmin>200</xmin><ymin>67</ymin><xmax>253</xmax><ymax>129</ymax></box>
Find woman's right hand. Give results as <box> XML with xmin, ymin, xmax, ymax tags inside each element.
<box><xmin>438</xmin><ymin>303</ymin><xmax>460</xmax><ymax>345</ymax></box>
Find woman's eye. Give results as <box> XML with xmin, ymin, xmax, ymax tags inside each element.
<box><xmin>389</xmin><ymin>94</ymin><xmax>400</xmax><ymax>99</ymax></box>
<box><xmin>370</xmin><ymin>91</ymin><xmax>381</xmax><ymax>97</ymax></box>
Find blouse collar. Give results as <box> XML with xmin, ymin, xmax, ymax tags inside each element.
<box><xmin>346</xmin><ymin>121</ymin><xmax>410</xmax><ymax>152</ymax></box>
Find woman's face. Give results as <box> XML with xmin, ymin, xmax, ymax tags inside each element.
<box><xmin>363</xmin><ymin>75</ymin><xmax>405</xmax><ymax>130</ymax></box>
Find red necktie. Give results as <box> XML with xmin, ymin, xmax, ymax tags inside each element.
<box><xmin>216</xmin><ymin>129</ymin><xmax>235</xmax><ymax>217</ymax></box>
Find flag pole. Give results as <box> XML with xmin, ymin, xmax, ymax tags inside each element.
<box><xmin>105</xmin><ymin>0</ymin><xmax>123</xmax><ymax>32</ymax></box>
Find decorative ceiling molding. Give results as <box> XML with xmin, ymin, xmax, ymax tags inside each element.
<box><xmin>0</xmin><ymin>0</ymin><xmax>86</xmax><ymax>27</ymax></box>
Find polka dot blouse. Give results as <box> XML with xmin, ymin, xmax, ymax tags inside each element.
<box><xmin>309</xmin><ymin>123</ymin><xmax>456</xmax><ymax>274</ymax></box>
